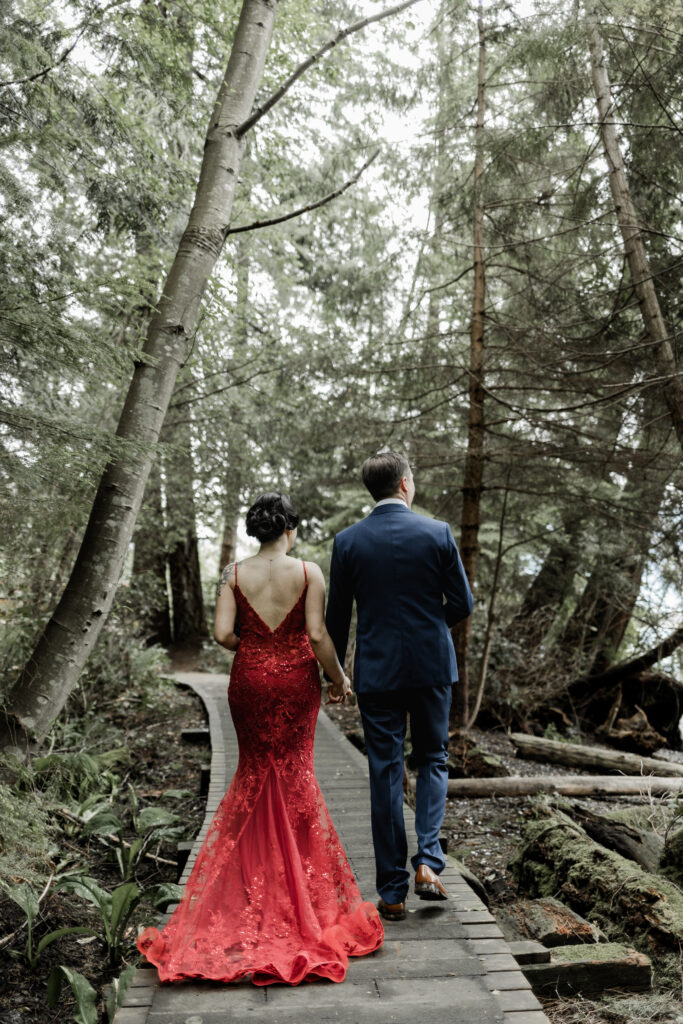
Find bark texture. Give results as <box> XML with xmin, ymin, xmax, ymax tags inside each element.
<box><xmin>1</xmin><ymin>0</ymin><xmax>278</xmax><ymax>753</ymax></box>
<box><xmin>509</xmin><ymin>733</ymin><xmax>683</xmax><ymax>778</ymax></box>
<box><xmin>588</xmin><ymin>13</ymin><xmax>683</xmax><ymax>452</ymax></box>
<box><xmin>131</xmin><ymin>461</ymin><xmax>172</xmax><ymax>646</ymax></box>
<box><xmin>164</xmin><ymin>406</ymin><xmax>208</xmax><ymax>645</ymax></box>
<box><xmin>452</xmin><ymin>0</ymin><xmax>486</xmax><ymax>727</ymax></box>
<box><xmin>510</xmin><ymin>809</ymin><xmax>683</xmax><ymax>981</ymax></box>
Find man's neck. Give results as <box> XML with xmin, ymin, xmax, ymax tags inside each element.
<box><xmin>375</xmin><ymin>496</ymin><xmax>408</xmax><ymax>508</ymax></box>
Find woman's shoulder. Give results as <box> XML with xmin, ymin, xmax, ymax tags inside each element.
<box><xmin>216</xmin><ymin>560</ymin><xmax>237</xmax><ymax>595</ymax></box>
<box><xmin>300</xmin><ymin>558</ymin><xmax>324</xmax><ymax>583</ymax></box>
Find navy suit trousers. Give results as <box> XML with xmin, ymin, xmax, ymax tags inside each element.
<box><xmin>357</xmin><ymin>684</ymin><xmax>451</xmax><ymax>904</ymax></box>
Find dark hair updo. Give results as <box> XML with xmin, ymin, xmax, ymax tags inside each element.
<box><xmin>245</xmin><ymin>492</ymin><xmax>299</xmax><ymax>543</ymax></box>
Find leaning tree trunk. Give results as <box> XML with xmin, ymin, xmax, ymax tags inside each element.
<box><xmin>507</xmin><ymin>512</ymin><xmax>583</xmax><ymax>648</ymax></box>
<box><xmin>559</xmin><ymin>392</ymin><xmax>669</xmax><ymax>674</ymax></box>
<box><xmin>0</xmin><ymin>0</ymin><xmax>278</xmax><ymax>755</ymax></box>
<box><xmin>587</xmin><ymin>11</ymin><xmax>683</xmax><ymax>452</ymax></box>
<box><xmin>452</xmin><ymin>0</ymin><xmax>486</xmax><ymax>729</ymax></box>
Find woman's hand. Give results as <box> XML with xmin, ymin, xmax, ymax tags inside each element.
<box><xmin>325</xmin><ymin>674</ymin><xmax>353</xmax><ymax>705</ymax></box>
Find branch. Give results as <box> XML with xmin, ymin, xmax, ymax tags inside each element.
<box><xmin>570</xmin><ymin>623</ymin><xmax>683</xmax><ymax>691</ymax></box>
<box><xmin>0</xmin><ymin>1</ymin><xmax>127</xmax><ymax>89</ymax></box>
<box><xmin>225</xmin><ymin>150</ymin><xmax>379</xmax><ymax>236</ymax></box>
<box><xmin>0</xmin><ymin>35</ymin><xmax>82</xmax><ymax>88</ymax></box>
<box><xmin>236</xmin><ymin>0</ymin><xmax>424</xmax><ymax>136</ymax></box>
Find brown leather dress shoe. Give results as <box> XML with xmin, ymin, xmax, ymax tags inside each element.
<box><xmin>377</xmin><ymin>897</ymin><xmax>406</xmax><ymax>921</ymax></box>
<box><xmin>414</xmin><ymin>864</ymin><xmax>448</xmax><ymax>901</ymax></box>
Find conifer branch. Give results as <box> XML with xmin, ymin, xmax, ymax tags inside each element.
<box><xmin>225</xmin><ymin>150</ymin><xmax>379</xmax><ymax>236</ymax></box>
<box><xmin>236</xmin><ymin>0</ymin><xmax>424</xmax><ymax>136</ymax></box>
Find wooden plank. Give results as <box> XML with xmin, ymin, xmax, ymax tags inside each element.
<box><xmin>522</xmin><ymin>944</ymin><xmax>652</xmax><ymax>995</ymax></box>
<box><xmin>495</xmin><ymin>989</ymin><xmax>543</xmax><ymax>1012</ymax></box>
<box><xmin>135</xmin><ymin>675</ymin><xmax>548</xmax><ymax>1024</ymax></box>
<box><xmin>507</xmin><ymin>941</ymin><xmax>550</xmax><ymax>965</ymax></box>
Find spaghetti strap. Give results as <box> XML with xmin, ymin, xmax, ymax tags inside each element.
<box><xmin>302</xmin><ymin>560</ymin><xmax>308</xmax><ymax>584</ymax></box>
<box><xmin>234</xmin><ymin>562</ymin><xmax>238</xmax><ymax>586</ymax></box>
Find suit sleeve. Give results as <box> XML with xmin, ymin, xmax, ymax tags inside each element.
<box><xmin>325</xmin><ymin>537</ymin><xmax>354</xmax><ymax>672</ymax></box>
<box><xmin>442</xmin><ymin>523</ymin><xmax>474</xmax><ymax>627</ymax></box>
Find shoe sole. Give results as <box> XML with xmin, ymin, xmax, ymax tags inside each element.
<box><xmin>415</xmin><ymin>883</ymin><xmax>448</xmax><ymax>901</ymax></box>
<box><xmin>377</xmin><ymin>903</ymin><xmax>407</xmax><ymax>921</ymax></box>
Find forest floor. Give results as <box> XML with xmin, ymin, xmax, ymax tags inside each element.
<box><xmin>324</xmin><ymin>699</ymin><xmax>683</xmax><ymax>1024</ymax></box>
<box><xmin>0</xmin><ymin>671</ymin><xmax>209</xmax><ymax>1024</ymax></box>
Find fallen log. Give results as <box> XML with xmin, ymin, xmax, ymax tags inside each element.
<box><xmin>569</xmin><ymin>803</ymin><xmax>664</xmax><ymax>874</ymax></box>
<box><xmin>434</xmin><ymin>775</ymin><xmax>683</xmax><ymax>798</ymax></box>
<box><xmin>510</xmin><ymin>809</ymin><xmax>683</xmax><ymax>984</ymax></box>
<box><xmin>496</xmin><ymin>896</ymin><xmax>605</xmax><ymax>947</ymax></box>
<box><xmin>569</xmin><ymin>623</ymin><xmax>683</xmax><ymax>691</ymax></box>
<box><xmin>509</xmin><ymin>733</ymin><xmax>683</xmax><ymax>777</ymax></box>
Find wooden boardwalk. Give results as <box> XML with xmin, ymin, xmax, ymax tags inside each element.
<box><xmin>116</xmin><ymin>672</ymin><xmax>549</xmax><ymax>1024</ymax></box>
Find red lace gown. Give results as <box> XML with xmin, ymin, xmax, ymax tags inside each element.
<box><xmin>137</xmin><ymin>562</ymin><xmax>383</xmax><ymax>985</ymax></box>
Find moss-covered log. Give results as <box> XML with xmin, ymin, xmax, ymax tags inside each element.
<box><xmin>510</xmin><ymin>811</ymin><xmax>683</xmax><ymax>984</ymax></box>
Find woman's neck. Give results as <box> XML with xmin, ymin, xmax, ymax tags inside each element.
<box><xmin>257</xmin><ymin>536</ymin><xmax>288</xmax><ymax>559</ymax></box>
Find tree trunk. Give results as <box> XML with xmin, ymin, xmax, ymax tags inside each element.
<box><xmin>509</xmin><ymin>733</ymin><xmax>683</xmax><ymax>779</ymax></box>
<box><xmin>558</xmin><ymin>392</ymin><xmax>670</xmax><ymax>674</ymax></box>
<box><xmin>510</xmin><ymin>809</ymin><xmax>683</xmax><ymax>960</ymax></box>
<box><xmin>164</xmin><ymin>410</ymin><xmax>208</xmax><ymax>645</ymax></box>
<box><xmin>438</xmin><ymin>775</ymin><xmax>683</xmax><ymax>798</ymax></box>
<box><xmin>452</xmin><ymin>0</ymin><xmax>486</xmax><ymax>728</ymax></box>
<box><xmin>570</xmin><ymin>624</ymin><xmax>683</xmax><ymax>691</ymax></box>
<box><xmin>0</xmin><ymin>0</ymin><xmax>278</xmax><ymax>754</ymax></box>
<box><xmin>131</xmin><ymin>461</ymin><xmax>172</xmax><ymax>646</ymax></box>
<box><xmin>508</xmin><ymin>513</ymin><xmax>583</xmax><ymax>647</ymax></box>
<box><xmin>569</xmin><ymin>804</ymin><xmax>664</xmax><ymax>874</ymax></box>
<box><xmin>587</xmin><ymin>12</ymin><xmax>683</xmax><ymax>452</ymax></box>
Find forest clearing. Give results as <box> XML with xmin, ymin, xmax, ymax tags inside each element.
<box><xmin>1</xmin><ymin>0</ymin><xmax>682</xmax><ymax>1021</ymax></box>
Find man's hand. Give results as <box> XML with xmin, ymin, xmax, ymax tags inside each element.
<box><xmin>325</xmin><ymin>674</ymin><xmax>353</xmax><ymax>705</ymax></box>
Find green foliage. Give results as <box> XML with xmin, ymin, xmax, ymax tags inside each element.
<box><xmin>105</xmin><ymin>964</ymin><xmax>136</xmax><ymax>1023</ymax></box>
<box><xmin>0</xmin><ymin>778</ymin><xmax>58</xmax><ymax>886</ymax></box>
<box><xmin>47</xmin><ymin>965</ymin><xmax>98</xmax><ymax>1024</ymax></box>
<box><xmin>30</xmin><ymin>749</ymin><xmax>129</xmax><ymax>804</ymax></box>
<box><xmin>1</xmin><ymin>880</ymin><xmax>92</xmax><ymax>969</ymax></box>
<box><xmin>57</xmin><ymin>875</ymin><xmax>141</xmax><ymax>965</ymax></box>
<box><xmin>82</xmin><ymin>784</ymin><xmax>183</xmax><ymax>882</ymax></box>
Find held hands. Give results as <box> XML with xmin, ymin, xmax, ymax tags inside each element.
<box><xmin>325</xmin><ymin>674</ymin><xmax>354</xmax><ymax>706</ymax></box>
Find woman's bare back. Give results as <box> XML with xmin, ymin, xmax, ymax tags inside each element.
<box><xmin>233</xmin><ymin>555</ymin><xmax>306</xmax><ymax>632</ymax></box>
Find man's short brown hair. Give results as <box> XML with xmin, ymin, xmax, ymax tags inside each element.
<box><xmin>361</xmin><ymin>452</ymin><xmax>411</xmax><ymax>501</ymax></box>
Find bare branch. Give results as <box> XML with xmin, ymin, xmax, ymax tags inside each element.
<box><xmin>226</xmin><ymin>150</ymin><xmax>379</xmax><ymax>235</ymax></box>
<box><xmin>236</xmin><ymin>0</ymin><xmax>424</xmax><ymax>136</ymax></box>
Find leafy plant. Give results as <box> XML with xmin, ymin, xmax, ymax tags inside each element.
<box><xmin>47</xmin><ymin>965</ymin><xmax>98</xmax><ymax>1024</ymax></box>
<box><xmin>82</xmin><ymin>785</ymin><xmax>183</xmax><ymax>881</ymax></box>
<box><xmin>106</xmin><ymin>963</ymin><xmax>136</xmax><ymax>1023</ymax></box>
<box><xmin>1</xmin><ymin>880</ymin><xmax>93</xmax><ymax>969</ymax></box>
<box><xmin>57</xmin><ymin>876</ymin><xmax>141</xmax><ymax>965</ymax></box>
<box><xmin>31</xmin><ymin>748</ymin><xmax>129</xmax><ymax>804</ymax></box>
<box><xmin>145</xmin><ymin>881</ymin><xmax>184</xmax><ymax>910</ymax></box>
<box><xmin>0</xmin><ymin>779</ymin><xmax>58</xmax><ymax>886</ymax></box>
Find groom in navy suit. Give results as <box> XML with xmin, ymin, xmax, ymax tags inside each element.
<box><xmin>326</xmin><ymin>452</ymin><xmax>473</xmax><ymax>920</ymax></box>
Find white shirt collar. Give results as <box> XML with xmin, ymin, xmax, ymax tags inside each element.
<box><xmin>374</xmin><ymin>498</ymin><xmax>408</xmax><ymax>508</ymax></box>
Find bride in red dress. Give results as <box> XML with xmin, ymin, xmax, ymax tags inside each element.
<box><xmin>137</xmin><ymin>492</ymin><xmax>383</xmax><ymax>985</ymax></box>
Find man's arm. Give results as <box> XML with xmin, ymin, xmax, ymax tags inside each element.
<box><xmin>325</xmin><ymin>537</ymin><xmax>354</xmax><ymax>672</ymax></box>
<box><xmin>442</xmin><ymin>524</ymin><xmax>474</xmax><ymax>627</ymax></box>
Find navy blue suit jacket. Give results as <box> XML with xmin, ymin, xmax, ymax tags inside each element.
<box><xmin>325</xmin><ymin>504</ymin><xmax>473</xmax><ymax>694</ymax></box>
